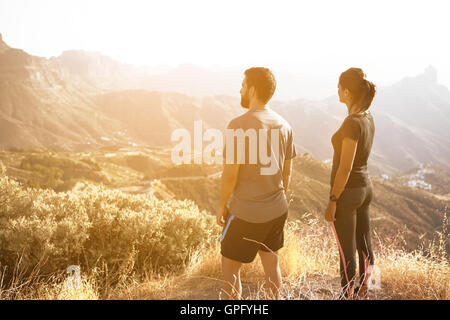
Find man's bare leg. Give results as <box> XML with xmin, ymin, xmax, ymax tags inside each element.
<box><xmin>258</xmin><ymin>250</ymin><xmax>282</xmax><ymax>299</ymax></box>
<box><xmin>222</xmin><ymin>256</ymin><xmax>243</xmax><ymax>300</ymax></box>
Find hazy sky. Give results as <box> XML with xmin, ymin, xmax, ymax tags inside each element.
<box><xmin>1</xmin><ymin>0</ymin><xmax>450</xmax><ymax>98</ymax></box>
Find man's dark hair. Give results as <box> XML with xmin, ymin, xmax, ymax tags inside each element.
<box><xmin>244</xmin><ymin>67</ymin><xmax>277</xmax><ymax>104</ymax></box>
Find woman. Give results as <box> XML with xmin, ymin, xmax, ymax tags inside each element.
<box><xmin>324</xmin><ymin>67</ymin><xmax>376</xmax><ymax>299</ymax></box>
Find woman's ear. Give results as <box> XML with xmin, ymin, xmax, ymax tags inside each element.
<box><xmin>344</xmin><ymin>88</ymin><xmax>352</xmax><ymax>100</ymax></box>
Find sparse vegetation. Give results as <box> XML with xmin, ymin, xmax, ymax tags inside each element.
<box><xmin>18</xmin><ymin>153</ymin><xmax>107</xmax><ymax>191</ymax></box>
<box><xmin>0</xmin><ymin>158</ymin><xmax>448</xmax><ymax>300</ymax></box>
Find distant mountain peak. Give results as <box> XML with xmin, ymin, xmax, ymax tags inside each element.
<box><xmin>0</xmin><ymin>33</ymin><xmax>8</xmax><ymax>48</ymax></box>
<box><xmin>397</xmin><ymin>65</ymin><xmax>439</xmax><ymax>87</ymax></box>
<box><xmin>0</xmin><ymin>33</ymin><xmax>10</xmax><ymax>53</ymax></box>
<box><xmin>422</xmin><ymin>65</ymin><xmax>438</xmax><ymax>83</ymax></box>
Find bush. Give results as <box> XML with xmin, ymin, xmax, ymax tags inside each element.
<box><xmin>0</xmin><ymin>167</ymin><xmax>220</xmax><ymax>286</ymax></box>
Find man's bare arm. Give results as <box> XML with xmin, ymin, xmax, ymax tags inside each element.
<box><xmin>216</xmin><ymin>163</ymin><xmax>240</xmax><ymax>226</ymax></box>
<box><xmin>282</xmin><ymin>159</ymin><xmax>293</xmax><ymax>192</ymax></box>
<box><xmin>218</xmin><ymin>163</ymin><xmax>240</xmax><ymax>208</ymax></box>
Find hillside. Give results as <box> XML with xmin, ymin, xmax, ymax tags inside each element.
<box><xmin>159</xmin><ymin>154</ymin><xmax>449</xmax><ymax>251</ymax></box>
<box><xmin>0</xmin><ymin>156</ymin><xmax>448</xmax><ymax>300</ymax></box>
<box><xmin>1</xmin><ymin>147</ymin><xmax>447</xmax><ymax>253</ymax></box>
<box><xmin>0</xmin><ymin>35</ymin><xmax>144</xmax><ymax>151</ymax></box>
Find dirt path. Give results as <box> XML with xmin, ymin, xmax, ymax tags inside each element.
<box><xmin>120</xmin><ymin>272</ymin><xmax>389</xmax><ymax>300</ymax></box>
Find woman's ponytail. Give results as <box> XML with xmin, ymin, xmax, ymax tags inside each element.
<box><xmin>359</xmin><ymin>79</ymin><xmax>376</xmax><ymax>111</ymax></box>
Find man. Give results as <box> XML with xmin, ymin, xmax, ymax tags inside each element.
<box><xmin>216</xmin><ymin>67</ymin><xmax>296</xmax><ymax>300</ymax></box>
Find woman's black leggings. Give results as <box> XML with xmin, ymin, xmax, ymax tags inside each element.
<box><xmin>333</xmin><ymin>183</ymin><xmax>375</xmax><ymax>296</ymax></box>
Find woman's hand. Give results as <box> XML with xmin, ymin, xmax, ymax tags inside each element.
<box><xmin>324</xmin><ymin>201</ymin><xmax>337</xmax><ymax>222</ymax></box>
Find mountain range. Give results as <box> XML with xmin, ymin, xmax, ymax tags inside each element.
<box><xmin>0</xmin><ymin>33</ymin><xmax>449</xmax><ymax>175</ymax></box>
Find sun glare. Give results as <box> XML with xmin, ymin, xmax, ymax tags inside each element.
<box><xmin>1</xmin><ymin>0</ymin><xmax>449</xmax><ymax>94</ymax></box>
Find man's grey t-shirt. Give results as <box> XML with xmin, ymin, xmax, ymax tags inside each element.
<box><xmin>224</xmin><ymin>108</ymin><xmax>297</xmax><ymax>223</ymax></box>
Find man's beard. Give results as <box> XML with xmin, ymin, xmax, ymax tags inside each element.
<box><xmin>240</xmin><ymin>93</ymin><xmax>250</xmax><ymax>109</ymax></box>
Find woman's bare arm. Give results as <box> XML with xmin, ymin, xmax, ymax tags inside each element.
<box><xmin>331</xmin><ymin>138</ymin><xmax>358</xmax><ymax>198</ymax></box>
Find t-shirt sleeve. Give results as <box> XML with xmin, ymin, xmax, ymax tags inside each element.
<box><xmin>341</xmin><ymin>117</ymin><xmax>360</xmax><ymax>141</ymax></box>
<box><xmin>285</xmin><ymin>129</ymin><xmax>297</xmax><ymax>160</ymax></box>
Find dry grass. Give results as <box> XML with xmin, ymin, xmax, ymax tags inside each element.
<box><xmin>1</xmin><ymin>212</ymin><xmax>448</xmax><ymax>300</ymax></box>
<box><xmin>112</xmin><ymin>213</ymin><xmax>449</xmax><ymax>300</ymax></box>
<box><xmin>1</xmin><ymin>159</ymin><xmax>448</xmax><ymax>300</ymax></box>
<box><xmin>373</xmin><ymin>213</ymin><xmax>449</xmax><ymax>299</ymax></box>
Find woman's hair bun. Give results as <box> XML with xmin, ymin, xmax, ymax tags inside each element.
<box><xmin>339</xmin><ymin>68</ymin><xmax>376</xmax><ymax>111</ymax></box>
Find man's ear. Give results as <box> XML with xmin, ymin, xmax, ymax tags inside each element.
<box><xmin>248</xmin><ymin>86</ymin><xmax>256</xmax><ymax>98</ymax></box>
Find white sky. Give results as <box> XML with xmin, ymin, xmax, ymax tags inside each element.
<box><xmin>1</xmin><ymin>0</ymin><xmax>450</xmax><ymax>98</ymax></box>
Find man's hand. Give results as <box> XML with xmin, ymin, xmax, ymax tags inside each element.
<box><xmin>216</xmin><ymin>206</ymin><xmax>229</xmax><ymax>227</ymax></box>
<box><xmin>324</xmin><ymin>201</ymin><xmax>337</xmax><ymax>222</ymax></box>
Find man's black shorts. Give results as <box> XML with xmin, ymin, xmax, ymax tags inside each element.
<box><xmin>220</xmin><ymin>212</ymin><xmax>288</xmax><ymax>263</ymax></box>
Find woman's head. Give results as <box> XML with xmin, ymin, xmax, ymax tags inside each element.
<box><xmin>338</xmin><ymin>68</ymin><xmax>376</xmax><ymax>112</ymax></box>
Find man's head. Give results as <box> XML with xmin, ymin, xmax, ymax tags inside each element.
<box><xmin>240</xmin><ymin>67</ymin><xmax>277</xmax><ymax>109</ymax></box>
